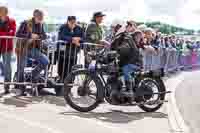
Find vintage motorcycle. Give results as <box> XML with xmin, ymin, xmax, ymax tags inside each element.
<box><xmin>63</xmin><ymin>49</ymin><xmax>170</xmax><ymax>112</ymax></box>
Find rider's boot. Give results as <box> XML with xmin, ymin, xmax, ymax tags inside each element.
<box><xmin>121</xmin><ymin>80</ymin><xmax>134</xmax><ymax>98</ymax></box>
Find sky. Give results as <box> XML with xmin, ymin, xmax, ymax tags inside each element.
<box><xmin>0</xmin><ymin>0</ymin><xmax>200</xmax><ymax>29</ymax></box>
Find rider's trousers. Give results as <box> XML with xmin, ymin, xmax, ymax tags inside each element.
<box><xmin>122</xmin><ymin>64</ymin><xmax>139</xmax><ymax>81</ymax></box>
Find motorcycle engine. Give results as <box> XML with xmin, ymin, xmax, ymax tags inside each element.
<box><xmin>106</xmin><ymin>76</ymin><xmax>129</xmax><ymax>104</ymax></box>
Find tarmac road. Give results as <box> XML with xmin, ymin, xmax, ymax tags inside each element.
<box><xmin>0</xmin><ymin>87</ymin><xmax>170</xmax><ymax>133</ymax></box>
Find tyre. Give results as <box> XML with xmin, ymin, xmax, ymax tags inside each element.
<box><xmin>137</xmin><ymin>77</ymin><xmax>166</xmax><ymax>112</ymax></box>
<box><xmin>63</xmin><ymin>70</ymin><xmax>102</xmax><ymax>112</ymax></box>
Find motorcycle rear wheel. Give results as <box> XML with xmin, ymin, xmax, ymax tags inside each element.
<box><xmin>137</xmin><ymin>77</ymin><xmax>166</xmax><ymax>112</ymax></box>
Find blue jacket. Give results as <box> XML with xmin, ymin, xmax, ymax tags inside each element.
<box><xmin>58</xmin><ymin>24</ymin><xmax>84</xmax><ymax>43</ymax></box>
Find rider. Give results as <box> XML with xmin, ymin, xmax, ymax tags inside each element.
<box><xmin>116</xmin><ymin>30</ymin><xmax>144</xmax><ymax>97</ymax></box>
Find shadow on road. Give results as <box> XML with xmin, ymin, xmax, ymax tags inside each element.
<box><xmin>0</xmin><ymin>93</ymin><xmax>168</xmax><ymax>124</ymax></box>
<box><xmin>60</xmin><ymin>110</ymin><xmax>168</xmax><ymax>124</ymax></box>
<box><xmin>0</xmin><ymin>93</ymin><xmax>65</xmax><ymax>108</ymax></box>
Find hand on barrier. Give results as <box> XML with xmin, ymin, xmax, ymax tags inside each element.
<box><xmin>100</xmin><ymin>40</ymin><xmax>110</xmax><ymax>47</ymax></box>
<box><xmin>31</xmin><ymin>34</ymin><xmax>40</xmax><ymax>39</ymax></box>
<box><xmin>72</xmin><ymin>37</ymin><xmax>81</xmax><ymax>46</ymax></box>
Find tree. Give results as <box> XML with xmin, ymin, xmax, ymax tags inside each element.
<box><xmin>197</xmin><ymin>30</ymin><xmax>200</xmax><ymax>34</ymax></box>
<box><xmin>137</xmin><ymin>21</ymin><xmax>194</xmax><ymax>35</ymax></box>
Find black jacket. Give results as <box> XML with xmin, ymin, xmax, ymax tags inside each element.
<box><xmin>111</xmin><ymin>32</ymin><xmax>143</xmax><ymax>67</ymax></box>
<box><xmin>58</xmin><ymin>24</ymin><xmax>84</xmax><ymax>58</ymax></box>
<box><xmin>58</xmin><ymin>24</ymin><xmax>84</xmax><ymax>43</ymax></box>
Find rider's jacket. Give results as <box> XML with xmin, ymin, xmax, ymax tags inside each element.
<box><xmin>111</xmin><ymin>32</ymin><xmax>143</xmax><ymax>67</ymax></box>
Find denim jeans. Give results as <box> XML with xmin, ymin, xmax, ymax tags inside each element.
<box><xmin>0</xmin><ymin>52</ymin><xmax>12</xmax><ymax>82</ymax></box>
<box><xmin>17</xmin><ymin>48</ymin><xmax>49</xmax><ymax>82</ymax></box>
<box><xmin>122</xmin><ymin>64</ymin><xmax>139</xmax><ymax>81</ymax></box>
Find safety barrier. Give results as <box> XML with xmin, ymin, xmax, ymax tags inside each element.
<box><xmin>0</xmin><ymin>36</ymin><xmax>102</xmax><ymax>96</ymax></box>
<box><xmin>142</xmin><ymin>46</ymin><xmax>200</xmax><ymax>73</ymax></box>
<box><xmin>48</xmin><ymin>41</ymin><xmax>105</xmax><ymax>82</ymax></box>
<box><xmin>0</xmin><ymin>36</ymin><xmax>51</xmax><ymax>87</ymax></box>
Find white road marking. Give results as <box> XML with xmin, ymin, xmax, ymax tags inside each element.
<box><xmin>166</xmin><ymin>72</ymin><xmax>190</xmax><ymax>133</ymax></box>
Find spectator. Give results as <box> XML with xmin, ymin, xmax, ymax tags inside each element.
<box><xmin>164</xmin><ymin>36</ymin><xmax>170</xmax><ymax>48</ymax></box>
<box><xmin>106</xmin><ymin>19</ymin><xmax>123</xmax><ymax>42</ymax></box>
<box><xmin>152</xmin><ymin>32</ymin><xmax>161</xmax><ymax>49</ymax></box>
<box><xmin>16</xmin><ymin>9</ymin><xmax>49</xmax><ymax>96</ymax></box>
<box><xmin>85</xmin><ymin>11</ymin><xmax>106</xmax><ymax>48</ymax></box>
<box><xmin>126</xmin><ymin>20</ymin><xmax>137</xmax><ymax>33</ymax></box>
<box><xmin>169</xmin><ymin>35</ymin><xmax>176</xmax><ymax>48</ymax></box>
<box><xmin>176</xmin><ymin>39</ymin><xmax>183</xmax><ymax>51</ymax></box>
<box><xmin>186</xmin><ymin>40</ymin><xmax>193</xmax><ymax>51</ymax></box>
<box><xmin>176</xmin><ymin>39</ymin><xmax>183</xmax><ymax>66</ymax></box>
<box><xmin>144</xmin><ymin>28</ymin><xmax>154</xmax><ymax>45</ymax></box>
<box><xmin>160</xmin><ymin>36</ymin><xmax>165</xmax><ymax>48</ymax></box>
<box><xmin>0</xmin><ymin>6</ymin><xmax>16</xmax><ymax>94</ymax></box>
<box><xmin>57</xmin><ymin>16</ymin><xmax>84</xmax><ymax>81</ymax></box>
<box><xmin>196</xmin><ymin>41</ymin><xmax>200</xmax><ymax>48</ymax></box>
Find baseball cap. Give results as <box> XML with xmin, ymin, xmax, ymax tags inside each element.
<box><xmin>93</xmin><ymin>11</ymin><xmax>106</xmax><ymax>18</ymax></box>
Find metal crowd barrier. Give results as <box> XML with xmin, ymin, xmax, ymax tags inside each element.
<box><xmin>0</xmin><ymin>36</ymin><xmax>50</xmax><ymax>87</ymax></box>
<box><xmin>0</xmin><ymin>36</ymin><xmax>104</xmax><ymax>95</ymax></box>
<box><xmin>47</xmin><ymin>41</ymin><xmax>105</xmax><ymax>83</ymax></box>
<box><xmin>142</xmin><ymin>46</ymin><xmax>200</xmax><ymax>74</ymax></box>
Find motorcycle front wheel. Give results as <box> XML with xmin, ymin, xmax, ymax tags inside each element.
<box><xmin>63</xmin><ymin>70</ymin><xmax>103</xmax><ymax>112</ymax></box>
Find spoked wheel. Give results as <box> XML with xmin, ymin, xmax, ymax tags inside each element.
<box><xmin>137</xmin><ymin>78</ymin><xmax>166</xmax><ymax>112</ymax></box>
<box><xmin>64</xmin><ymin>70</ymin><xmax>101</xmax><ymax>112</ymax></box>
